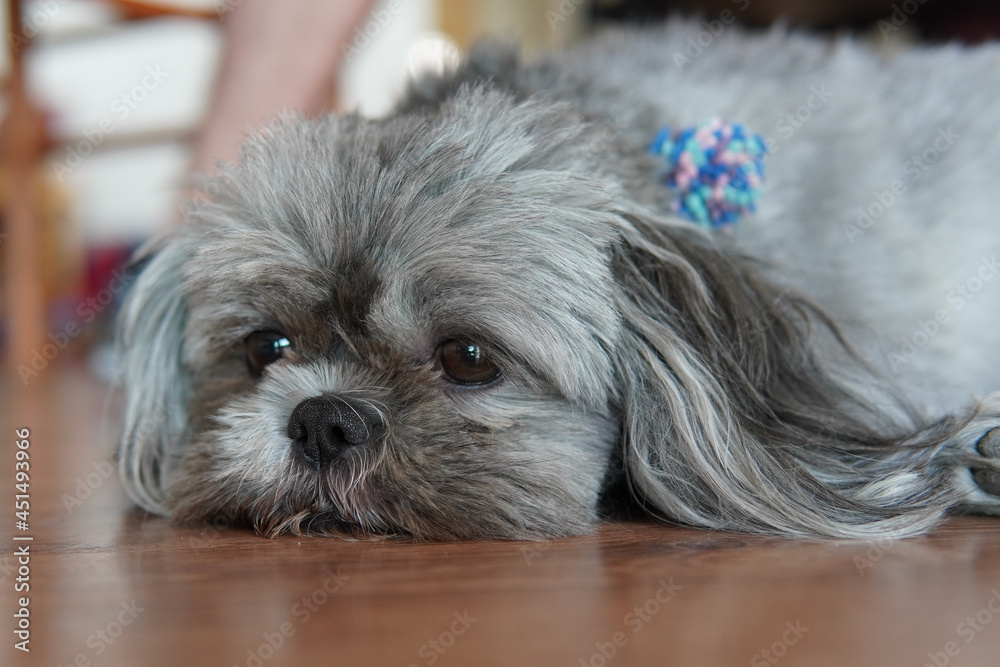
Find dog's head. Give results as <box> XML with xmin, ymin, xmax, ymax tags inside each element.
<box><xmin>120</xmin><ymin>87</ymin><xmax>648</xmax><ymax>539</ymax></box>
<box><xmin>118</xmin><ymin>84</ymin><xmax>962</xmax><ymax>540</ymax></box>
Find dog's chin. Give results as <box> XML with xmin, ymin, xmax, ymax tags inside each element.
<box><xmin>162</xmin><ymin>422</ymin><xmax>611</xmax><ymax>541</ymax></box>
<box><xmin>163</xmin><ymin>452</ymin><xmax>409</xmax><ymax>540</ymax></box>
<box><xmin>164</xmin><ymin>470</ymin><xmax>597</xmax><ymax>541</ymax></box>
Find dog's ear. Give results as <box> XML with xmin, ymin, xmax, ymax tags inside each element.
<box><xmin>116</xmin><ymin>237</ymin><xmax>191</xmax><ymax>515</ymax></box>
<box><xmin>609</xmin><ymin>209</ymin><xmax>969</xmax><ymax>538</ymax></box>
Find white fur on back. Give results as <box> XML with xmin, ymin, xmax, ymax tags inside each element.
<box><xmin>537</xmin><ymin>24</ymin><xmax>1000</xmax><ymax>412</ymax></box>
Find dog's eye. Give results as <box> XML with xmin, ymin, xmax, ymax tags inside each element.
<box><xmin>246</xmin><ymin>330</ymin><xmax>291</xmax><ymax>377</ymax></box>
<box><xmin>436</xmin><ymin>340</ymin><xmax>501</xmax><ymax>386</ymax></box>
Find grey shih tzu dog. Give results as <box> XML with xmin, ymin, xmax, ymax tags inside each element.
<box><xmin>118</xmin><ymin>23</ymin><xmax>1000</xmax><ymax>540</ymax></box>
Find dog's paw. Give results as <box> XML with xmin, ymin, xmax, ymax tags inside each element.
<box><xmin>954</xmin><ymin>397</ymin><xmax>1000</xmax><ymax>516</ymax></box>
<box><xmin>972</xmin><ymin>428</ymin><xmax>1000</xmax><ymax>498</ymax></box>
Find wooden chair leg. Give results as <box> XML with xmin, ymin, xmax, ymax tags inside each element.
<box><xmin>3</xmin><ymin>0</ymin><xmax>48</xmax><ymax>379</ymax></box>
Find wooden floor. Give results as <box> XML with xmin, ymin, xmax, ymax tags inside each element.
<box><xmin>4</xmin><ymin>364</ymin><xmax>1000</xmax><ymax>667</ymax></box>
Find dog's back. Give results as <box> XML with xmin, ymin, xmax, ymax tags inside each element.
<box><xmin>409</xmin><ymin>23</ymin><xmax>1000</xmax><ymax>412</ymax></box>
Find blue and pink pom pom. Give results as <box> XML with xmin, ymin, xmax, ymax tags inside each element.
<box><xmin>649</xmin><ymin>119</ymin><xmax>767</xmax><ymax>231</ymax></box>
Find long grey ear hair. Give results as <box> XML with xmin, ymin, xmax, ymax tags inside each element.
<box><xmin>609</xmin><ymin>209</ymin><xmax>993</xmax><ymax>539</ymax></box>
<box><xmin>116</xmin><ymin>237</ymin><xmax>190</xmax><ymax>515</ymax></box>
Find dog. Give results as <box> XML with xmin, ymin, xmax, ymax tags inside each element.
<box><xmin>117</xmin><ymin>22</ymin><xmax>1000</xmax><ymax>540</ymax></box>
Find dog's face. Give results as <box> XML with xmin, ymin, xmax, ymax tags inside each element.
<box><xmin>120</xmin><ymin>89</ymin><xmax>649</xmax><ymax>539</ymax></box>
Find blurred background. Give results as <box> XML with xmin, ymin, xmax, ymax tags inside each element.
<box><xmin>1</xmin><ymin>0</ymin><xmax>998</xmax><ymax>384</ymax></box>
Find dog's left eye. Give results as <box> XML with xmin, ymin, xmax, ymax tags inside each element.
<box><xmin>245</xmin><ymin>330</ymin><xmax>291</xmax><ymax>377</ymax></box>
<box><xmin>436</xmin><ymin>340</ymin><xmax>501</xmax><ymax>386</ymax></box>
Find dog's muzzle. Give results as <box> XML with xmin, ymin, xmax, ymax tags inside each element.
<box><xmin>287</xmin><ymin>395</ymin><xmax>386</xmax><ymax>470</ymax></box>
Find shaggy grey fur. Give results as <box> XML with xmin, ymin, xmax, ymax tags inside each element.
<box><xmin>119</xmin><ymin>23</ymin><xmax>1000</xmax><ymax>540</ymax></box>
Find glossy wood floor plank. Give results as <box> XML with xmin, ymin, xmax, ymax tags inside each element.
<box><xmin>3</xmin><ymin>365</ymin><xmax>1000</xmax><ymax>666</ymax></box>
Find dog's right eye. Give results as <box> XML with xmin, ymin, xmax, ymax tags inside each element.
<box><xmin>245</xmin><ymin>331</ymin><xmax>291</xmax><ymax>377</ymax></box>
<box><xmin>436</xmin><ymin>340</ymin><xmax>501</xmax><ymax>386</ymax></box>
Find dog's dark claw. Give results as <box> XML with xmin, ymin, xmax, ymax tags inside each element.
<box><xmin>973</xmin><ymin>428</ymin><xmax>1000</xmax><ymax>497</ymax></box>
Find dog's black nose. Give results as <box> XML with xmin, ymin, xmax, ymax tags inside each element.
<box><xmin>287</xmin><ymin>395</ymin><xmax>385</xmax><ymax>469</ymax></box>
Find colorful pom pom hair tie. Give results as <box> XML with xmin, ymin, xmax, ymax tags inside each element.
<box><xmin>649</xmin><ymin>118</ymin><xmax>767</xmax><ymax>231</ymax></box>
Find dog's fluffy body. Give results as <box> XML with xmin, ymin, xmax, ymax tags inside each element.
<box><xmin>119</xmin><ymin>24</ymin><xmax>1000</xmax><ymax>540</ymax></box>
